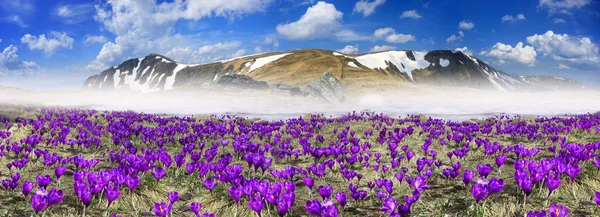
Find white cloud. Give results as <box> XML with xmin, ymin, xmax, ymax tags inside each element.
<box><xmin>0</xmin><ymin>0</ymin><xmax>35</xmax><ymax>15</ymax></box>
<box><xmin>558</xmin><ymin>63</ymin><xmax>570</xmax><ymax>69</ymax></box>
<box><xmin>454</xmin><ymin>47</ymin><xmax>473</xmax><ymax>56</ymax></box>
<box><xmin>538</xmin><ymin>0</ymin><xmax>591</xmax><ymax>14</ymax></box>
<box><xmin>88</xmin><ymin>0</ymin><xmax>274</xmax><ymax>70</ymax></box>
<box><xmin>458</xmin><ymin>20</ymin><xmax>474</xmax><ymax>30</ymax></box>
<box><xmin>480</xmin><ymin>42</ymin><xmax>537</xmax><ymax>66</ymax></box>
<box><xmin>502</xmin><ymin>14</ymin><xmax>526</xmax><ymax>22</ymax></box>
<box><xmin>20</xmin><ymin>32</ymin><xmax>74</xmax><ymax>56</ymax></box>
<box><xmin>335</xmin><ymin>30</ymin><xmax>370</xmax><ymax>42</ymax></box>
<box><xmin>0</xmin><ymin>45</ymin><xmax>41</xmax><ymax>77</ymax></box>
<box><xmin>385</xmin><ymin>34</ymin><xmax>416</xmax><ymax>43</ymax></box>
<box><xmin>153</xmin><ymin>0</ymin><xmax>274</xmax><ymax>23</ymax></box>
<box><xmin>373</xmin><ymin>27</ymin><xmax>395</xmax><ymax>38</ymax></box>
<box><xmin>553</xmin><ymin>18</ymin><xmax>566</xmax><ymax>23</ymax></box>
<box><xmin>353</xmin><ymin>0</ymin><xmax>386</xmax><ymax>17</ymax></box>
<box><xmin>526</xmin><ymin>30</ymin><xmax>599</xmax><ymax>68</ymax></box>
<box><xmin>369</xmin><ymin>45</ymin><xmax>396</xmax><ymax>52</ymax></box>
<box><xmin>165</xmin><ymin>41</ymin><xmax>242</xmax><ymax>64</ymax></box>
<box><xmin>254</xmin><ymin>46</ymin><xmax>263</xmax><ymax>53</ymax></box>
<box><xmin>277</xmin><ymin>1</ymin><xmax>343</xmax><ymax>40</ymax></box>
<box><xmin>56</xmin><ymin>4</ymin><xmax>95</xmax><ymax>24</ymax></box>
<box><xmin>84</xmin><ymin>35</ymin><xmax>108</xmax><ymax>45</ymax></box>
<box><xmin>400</xmin><ymin>10</ymin><xmax>422</xmax><ymax>19</ymax></box>
<box><xmin>298</xmin><ymin>0</ymin><xmax>316</xmax><ymax>6</ymax></box>
<box><xmin>337</xmin><ymin>45</ymin><xmax>359</xmax><ymax>54</ymax></box>
<box><xmin>4</xmin><ymin>15</ymin><xmax>29</xmax><ymax>28</ymax></box>
<box><xmin>446</xmin><ymin>31</ymin><xmax>464</xmax><ymax>44</ymax></box>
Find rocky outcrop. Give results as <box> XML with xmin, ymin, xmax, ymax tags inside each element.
<box><xmin>216</xmin><ymin>74</ymin><xmax>268</xmax><ymax>90</ymax></box>
<box><xmin>303</xmin><ymin>72</ymin><xmax>345</xmax><ymax>104</ymax></box>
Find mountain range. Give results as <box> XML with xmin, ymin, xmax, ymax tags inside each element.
<box><xmin>82</xmin><ymin>49</ymin><xmax>588</xmax><ymax>93</ymax></box>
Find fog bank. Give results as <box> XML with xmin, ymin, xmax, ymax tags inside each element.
<box><xmin>1</xmin><ymin>86</ymin><xmax>599</xmax><ymax>121</ymax></box>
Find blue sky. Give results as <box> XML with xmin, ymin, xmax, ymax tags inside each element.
<box><xmin>0</xmin><ymin>0</ymin><xmax>599</xmax><ymax>89</ymax></box>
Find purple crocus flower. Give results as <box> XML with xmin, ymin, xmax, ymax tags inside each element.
<box><xmin>22</xmin><ymin>181</ymin><xmax>34</xmax><ymax>197</ymax></box>
<box><xmin>477</xmin><ymin>164</ymin><xmax>492</xmax><ymax>178</ymax></box>
<box><xmin>55</xmin><ymin>167</ymin><xmax>67</xmax><ymax>180</ymax></box>
<box><xmin>548</xmin><ymin>203</ymin><xmax>569</xmax><ymax>217</ymax></box>
<box><xmin>335</xmin><ymin>192</ymin><xmax>347</xmax><ymax>208</ymax></box>
<box><xmin>411</xmin><ymin>175</ymin><xmax>428</xmax><ymax>192</ymax></box>
<box><xmin>527</xmin><ymin>210</ymin><xmax>547</xmax><ymax>217</ymax></box>
<box><xmin>487</xmin><ymin>177</ymin><xmax>504</xmax><ymax>195</ymax></box>
<box><xmin>106</xmin><ymin>183</ymin><xmax>120</xmax><ymax>207</ymax></box>
<box><xmin>318</xmin><ymin>186</ymin><xmax>333</xmax><ymax>200</ymax></box>
<box><xmin>190</xmin><ymin>202</ymin><xmax>202</xmax><ymax>214</ymax></box>
<box><xmin>381</xmin><ymin>197</ymin><xmax>398</xmax><ymax>213</ymax></box>
<box><xmin>321</xmin><ymin>199</ymin><xmax>339</xmax><ymax>217</ymax></box>
<box><xmin>302</xmin><ymin>177</ymin><xmax>314</xmax><ymax>190</ymax></box>
<box><xmin>203</xmin><ymin>178</ymin><xmax>217</xmax><ymax>192</ymax></box>
<box><xmin>153</xmin><ymin>201</ymin><xmax>171</xmax><ymax>217</ymax></box>
<box><xmin>168</xmin><ymin>191</ymin><xmax>179</xmax><ymax>204</ymax></box>
<box><xmin>31</xmin><ymin>192</ymin><xmax>47</xmax><ymax>214</ymax></box>
<box><xmin>463</xmin><ymin>170</ymin><xmax>475</xmax><ymax>186</ymax></box>
<box><xmin>495</xmin><ymin>155</ymin><xmax>507</xmax><ymax>168</ymax></box>
<box><xmin>153</xmin><ymin>167</ymin><xmax>166</xmax><ymax>181</ymax></box>
<box><xmin>47</xmin><ymin>188</ymin><xmax>64</xmax><ymax>207</ymax></box>
<box><xmin>36</xmin><ymin>175</ymin><xmax>51</xmax><ymax>189</ymax></box>
<box><xmin>305</xmin><ymin>199</ymin><xmax>322</xmax><ymax>216</ymax></box>
<box><xmin>248</xmin><ymin>193</ymin><xmax>264</xmax><ymax>217</ymax></box>
<box><xmin>471</xmin><ymin>180</ymin><xmax>488</xmax><ymax>203</ymax></box>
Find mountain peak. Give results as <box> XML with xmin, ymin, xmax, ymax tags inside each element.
<box><xmin>82</xmin><ymin>49</ymin><xmax>585</xmax><ymax>93</ymax></box>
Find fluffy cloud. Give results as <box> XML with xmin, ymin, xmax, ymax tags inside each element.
<box><xmin>353</xmin><ymin>0</ymin><xmax>386</xmax><ymax>17</ymax></box>
<box><xmin>458</xmin><ymin>20</ymin><xmax>475</xmax><ymax>30</ymax></box>
<box><xmin>501</xmin><ymin>14</ymin><xmax>526</xmax><ymax>22</ymax></box>
<box><xmin>369</xmin><ymin>45</ymin><xmax>396</xmax><ymax>52</ymax></box>
<box><xmin>538</xmin><ymin>0</ymin><xmax>591</xmax><ymax>14</ymax></box>
<box><xmin>277</xmin><ymin>1</ymin><xmax>343</xmax><ymax>40</ymax></box>
<box><xmin>84</xmin><ymin>36</ymin><xmax>108</xmax><ymax>45</ymax></box>
<box><xmin>20</xmin><ymin>32</ymin><xmax>74</xmax><ymax>56</ymax></box>
<box><xmin>165</xmin><ymin>41</ymin><xmax>242</xmax><ymax>64</ymax></box>
<box><xmin>335</xmin><ymin>30</ymin><xmax>370</xmax><ymax>42</ymax></box>
<box><xmin>446</xmin><ymin>31</ymin><xmax>464</xmax><ymax>44</ymax></box>
<box><xmin>526</xmin><ymin>30</ymin><xmax>599</xmax><ymax>68</ymax></box>
<box><xmin>480</xmin><ymin>42</ymin><xmax>537</xmax><ymax>66</ymax></box>
<box><xmin>337</xmin><ymin>45</ymin><xmax>359</xmax><ymax>54</ymax></box>
<box><xmin>385</xmin><ymin>34</ymin><xmax>416</xmax><ymax>44</ymax></box>
<box><xmin>0</xmin><ymin>45</ymin><xmax>41</xmax><ymax>77</ymax></box>
<box><xmin>371</xmin><ymin>28</ymin><xmax>415</xmax><ymax>43</ymax></box>
<box><xmin>454</xmin><ymin>46</ymin><xmax>473</xmax><ymax>56</ymax></box>
<box><xmin>400</xmin><ymin>10</ymin><xmax>422</xmax><ymax>19</ymax></box>
<box><xmin>88</xmin><ymin>0</ymin><xmax>274</xmax><ymax>70</ymax></box>
<box><xmin>373</xmin><ymin>27</ymin><xmax>395</xmax><ymax>38</ymax></box>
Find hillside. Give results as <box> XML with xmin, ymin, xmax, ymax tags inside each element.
<box><xmin>82</xmin><ymin>49</ymin><xmax>586</xmax><ymax>93</ymax></box>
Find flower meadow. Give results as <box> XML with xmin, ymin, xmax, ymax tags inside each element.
<box><xmin>1</xmin><ymin>106</ymin><xmax>600</xmax><ymax>217</ymax></box>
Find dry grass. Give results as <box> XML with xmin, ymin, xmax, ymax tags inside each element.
<box><xmin>0</xmin><ymin>105</ymin><xmax>599</xmax><ymax>217</ymax></box>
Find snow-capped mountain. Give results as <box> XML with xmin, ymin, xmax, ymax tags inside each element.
<box><xmin>82</xmin><ymin>49</ymin><xmax>586</xmax><ymax>92</ymax></box>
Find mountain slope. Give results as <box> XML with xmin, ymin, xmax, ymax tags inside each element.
<box><xmin>82</xmin><ymin>49</ymin><xmax>586</xmax><ymax>93</ymax></box>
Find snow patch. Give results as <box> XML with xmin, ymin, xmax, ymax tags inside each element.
<box><xmin>355</xmin><ymin>51</ymin><xmax>430</xmax><ymax>81</ymax></box>
<box><xmin>348</xmin><ymin>62</ymin><xmax>359</xmax><ymax>68</ymax></box>
<box><xmin>439</xmin><ymin>58</ymin><xmax>450</xmax><ymax>67</ymax></box>
<box><xmin>249</xmin><ymin>53</ymin><xmax>291</xmax><ymax>72</ymax></box>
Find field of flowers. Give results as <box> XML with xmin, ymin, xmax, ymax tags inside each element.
<box><xmin>0</xmin><ymin>105</ymin><xmax>599</xmax><ymax>217</ymax></box>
